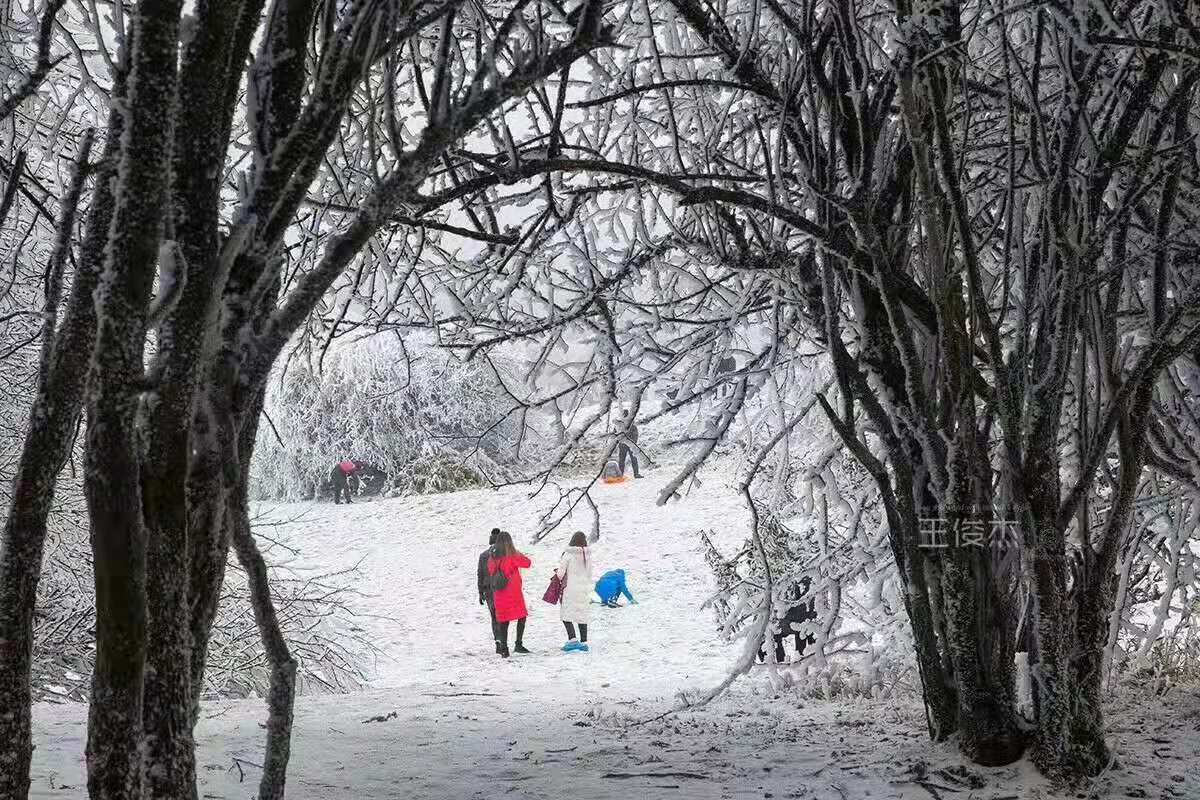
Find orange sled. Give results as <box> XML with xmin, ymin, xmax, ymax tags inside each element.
<box><xmin>602</xmin><ymin>459</ymin><xmax>629</xmax><ymax>484</ymax></box>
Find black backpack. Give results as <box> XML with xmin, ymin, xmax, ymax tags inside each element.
<box><xmin>489</xmin><ymin>557</ymin><xmax>509</xmax><ymax>592</ymax></box>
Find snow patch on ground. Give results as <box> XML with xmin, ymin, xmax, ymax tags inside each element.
<box><xmin>28</xmin><ymin>468</ymin><xmax>1200</xmax><ymax>798</ymax></box>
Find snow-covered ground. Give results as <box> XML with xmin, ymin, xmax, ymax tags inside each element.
<box><xmin>28</xmin><ymin>468</ymin><xmax>1200</xmax><ymax>798</ymax></box>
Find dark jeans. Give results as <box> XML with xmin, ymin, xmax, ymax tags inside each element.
<box><xmin>498</xmin><ymin>617</ymin><xmax>526</xmax><ymax>648</ymax></box>
<box><xmin>486</xmin><ymin>596</ymin><xmax>499</xmax><ymax>643</ymax></box>
<box><xmin>563</xmin><ymin>621</ymin><xmax>588</xmax><ymax>642</ymax></box>
<box><xmin>618</xmin><ymin>444</ymin><xmax>640</xmax><ymax>477</ymax></box>
<box><xmin>331</xmin><ymin>473</ymin><xmax>353</xmax><ymax>504</ymax></box>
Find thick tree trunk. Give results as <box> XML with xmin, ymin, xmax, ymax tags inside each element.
<box><xmin>1066</xmin><ymin>395</ymin><xmax>1151</xmax><ymax>776</ymax></box>
<box><xmin>86</xmin><ymin>3</ymin><xmax>183</xmax><ymax>797</ymax></box>
<box><xmin>139</xmin><ymin>465</ymin><xmax>196</xmax><ymax>798</ymax></box>
<box><xmin>891</xmin><ymin>518</ymin><xmax>958</xmax><ymax>740</ymax></box>
<box><xmin>1029</xmin><ymin>523</ymin><xmax>1072</xmax><ymax>777</ymax></box>
<box><xmin>1068</xmin><ymin>562</ymin><xmax>1117</xmax><ymax>774</ymax></box>
<box><xmin>186</xmin><ymin>384</ymin><xmax>255</xmax><ymax>722</ymax></box>
<box><xmin>0</xmin><ymin>108</ymin><xmax>119</xmax><ymax>800</ymax></box>
<box><xmin>941</xmin><ymin>545</ymin><xmax>1023</xmax><ymax>766</ymax></box>
<box><xmin>154</xmin><ymin>0</ymin><xmax>263</xmax><ymax>738</ymax></box>
<box><xmin>85</xmin><ymin>412</ymin><xmax>149</xmax><ymax>800</ymax></box>
<box><xmin>185</xmin><ymin>485</ymin><xmax>229</xmax><ymax>725</ymax></box>
<box><xmin>138</xmin><ymin>3</ymin><xmax>258</xmax><ymax>784</ymax></box>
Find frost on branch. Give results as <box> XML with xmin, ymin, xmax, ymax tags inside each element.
<box><xmin>252</xmin><ymin>336</ymin><xmax>544</xmax><ymax>500</ymax></box>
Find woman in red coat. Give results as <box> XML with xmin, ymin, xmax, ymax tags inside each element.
<box><xmin>487</xmin><ymin>530</ymin><xmax>531</xmax><ymax>658</ymax></box>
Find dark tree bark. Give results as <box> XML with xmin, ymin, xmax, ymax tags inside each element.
<box><xmin>226</xmin><ymin>389</ymin><xmax>296</xmax><ymax>800</ymax></box>
<box><xmin>941</xmin><ymin>542</ymin><xmax>1022</xmax><ymax>765</ymax></box>
<box><xmin>138</xmin><ymin>3</ymin><xmax>264</xmax><ymax>794</ymax></box>
<box><xmin>4</xmin><ymin>5</ymin><xmax>614</xmax><ymax>799</ymax></box>
<box><xmin>85</xmin><ymin>3</ymin><xmax>184</xmax><ymax>798</ymax></box>
<box><xmin>1068</xmin><ymin>384</ymin><xmax>1154</xmax><ymax>773</ymax></box>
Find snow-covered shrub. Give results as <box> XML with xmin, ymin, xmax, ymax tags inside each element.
<box><xmin>29</xmin><ymin>512</ymin><xmax>373</xmax><ymax>702</ymax></box>
<box><xmin>201</xmin><ymin>535</ymin><xmax>375</xmax><ymax>699</ymax></box>
<box><xmin>404</xmin><ymin>455</ymin><xmax>486</xmax><ymax>495</ymax></box>
<box><xmin>699</xmin><ymin>389</ymin><xmax>915</xmax><ymax>701</ymax></box>
<box><xmin>30</xmin><ymin>487</ymin><xmax>93</xmax><ymax>703</ymax></box>
<box><xmin>1138</xmin><ymin>624</ymin><xmax>1200</xmax><ymax>687</ymax></box>
<box><xmin>252</xmin><ymin>339</ymin><xmax>538</xmax><ymax>500</ymax></box>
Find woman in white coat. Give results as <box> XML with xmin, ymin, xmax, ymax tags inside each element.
<box><xmin>556</xmin><ymin>531</ymin><xmax>594</xmax><ymax>652</ymax></box>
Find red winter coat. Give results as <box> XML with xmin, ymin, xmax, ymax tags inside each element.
<box><xmin>488</xmin><ymin>554</ymin><xmax>531</xmax><ymax>623</ymax></box>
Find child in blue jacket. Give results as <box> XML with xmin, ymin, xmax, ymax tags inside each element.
<box><xmin>595</xmin><ymin>569</ymin><xmax>636</xmax><ymax>607</ymax></box>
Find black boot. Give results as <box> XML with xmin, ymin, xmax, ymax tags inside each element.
<box><xmin>495</xmin><ymin>640</ymin><xmax>503</xmax><ymax>654</ymax></box>
<box><xmin>499</xmin><ymin>642</ymin><xmax>510</xmax><ymax>658</ymax></box>
<box><xmin>511</xmin><ymin>618</ymin><xmax>527</xmax><ymax>653</ymax></box>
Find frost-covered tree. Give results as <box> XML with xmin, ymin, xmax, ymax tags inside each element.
<box><xmin>0</xmin><ymin>2</ymin><xmax>615</xmax><ymax>798</ymax></box>
<box><xmin>4</xmin><ymin>0</ymin><xmax>1200</xmax><ymax>794</ymax></box>
<box><xmin>253</xmin><ymin>338</ymin><xmax>533</xmax><ymax>500</ymax></box>
<box><xmin>429</xmin><ymin>0</ymin><xmax>1200</xmax><ymax>781</ymax></box>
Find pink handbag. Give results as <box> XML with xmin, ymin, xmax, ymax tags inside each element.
<box><xmin>543</xmin><ymin>571</ymin><xmax>566</xmax><ymax>604</ymax></box>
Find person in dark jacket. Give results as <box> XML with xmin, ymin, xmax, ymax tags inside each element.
<box><xmin>616</xmin><ymin>410</ymin><xmax>642</xmax><ymax>478</ymax></box>
<box><xmin>329</xmin><ymin>459</ymin><xmax>358</xmax><ymax>504</ymax></box>
<box><xmin>477</xmin><ymin>528</ymin><xmax>502</xmax><ymax>653</ymax></box>
<box><xmin>758</xmin><ymin>577</ymin><xmax>818</xmax><ymax>664</ymax></box>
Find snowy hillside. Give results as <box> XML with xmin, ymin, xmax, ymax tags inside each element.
<box><xmin>27</xmin><ymin>468</ymin><xmax>1200</xmax><ymax>799</ymax></box>
<box><xmin>249</xmin><ymin>463</ymin><xmax>748</xmax><ymax>700</ymax></box>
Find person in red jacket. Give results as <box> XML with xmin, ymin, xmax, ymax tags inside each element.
<box><xmin>487</xmin><ymin>530</ymin><xmax>531</xmax><ymax>658</ymax></box>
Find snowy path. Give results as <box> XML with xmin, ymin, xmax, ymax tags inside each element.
<box><xmin>28</xmin><ymin>468</ymin><xmax>1200</xmax><ymax>799</ymax></box>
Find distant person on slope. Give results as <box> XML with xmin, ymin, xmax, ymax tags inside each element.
<box><xmin>477</xmin><ymin>528</ymin><xmax>502</xmax><ymax>654</ymax></box>
<box><xmin>615</xmin><ymin>409</ymin><xmax>643</xmax><ymax>479</ymax></box>
<box><xmin>595</xmin><ymin>569</ymin><xmax>636</xmax><ymax>608</ymax></box>
<box><xmin>556</xmin><ymin>531</ymin><xmax>594</xmax><ymax>652</ymax></box>
<box><xmin>329</xmin><ymin>459</ymin><xmax>359</xmax><ymax>504</ymax></box>
<box><xmin>488</xmin><ymin>530</ymin><xmax>532</xmax><ymax>658</ymax></box>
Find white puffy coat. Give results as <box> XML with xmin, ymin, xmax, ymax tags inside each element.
<box><xmin>555</xmin><ymin>546</ymin><xmax>594</xmax><ymax>623</ymax></box>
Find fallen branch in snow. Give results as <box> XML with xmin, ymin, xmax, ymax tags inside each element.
<box><xmin>627</xmin><ymin>707</ymin><xmax>679</xmax><ymax>728</ymax></box>
<box><xmin>362</xmin><ymin>711</ymin><xmax>398</xmax><ymax>723</ymax></box>
<box><xmin>228</xmin><ymin>756</ymin><xmax>263</xmax><ymax>783</ymax></box>
<box><xmin>602</xmin><ymin>771</ymin><xmax>709</xmax><ymax>780</ymax></box>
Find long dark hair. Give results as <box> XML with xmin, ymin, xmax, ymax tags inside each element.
<box><xmin>494</xmin><ymin>530</ymin><xmax>521</xmax><ymax>559</ymax></box>
<box><xmin>568</xmin><ymin>530</ymin><xmax>588</xmax><ymax>564</ymax></box>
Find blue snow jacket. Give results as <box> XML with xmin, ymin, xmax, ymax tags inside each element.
<box><xmin>595</xmin><ymin>569</ymin><xmax>635</xmax><ymax>604</ymax></box>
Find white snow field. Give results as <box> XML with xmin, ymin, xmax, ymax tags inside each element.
<box><xmin>28</xmin><ymin>468</ymin><xmax>1200</xmax><ymax>799</ymax></box>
